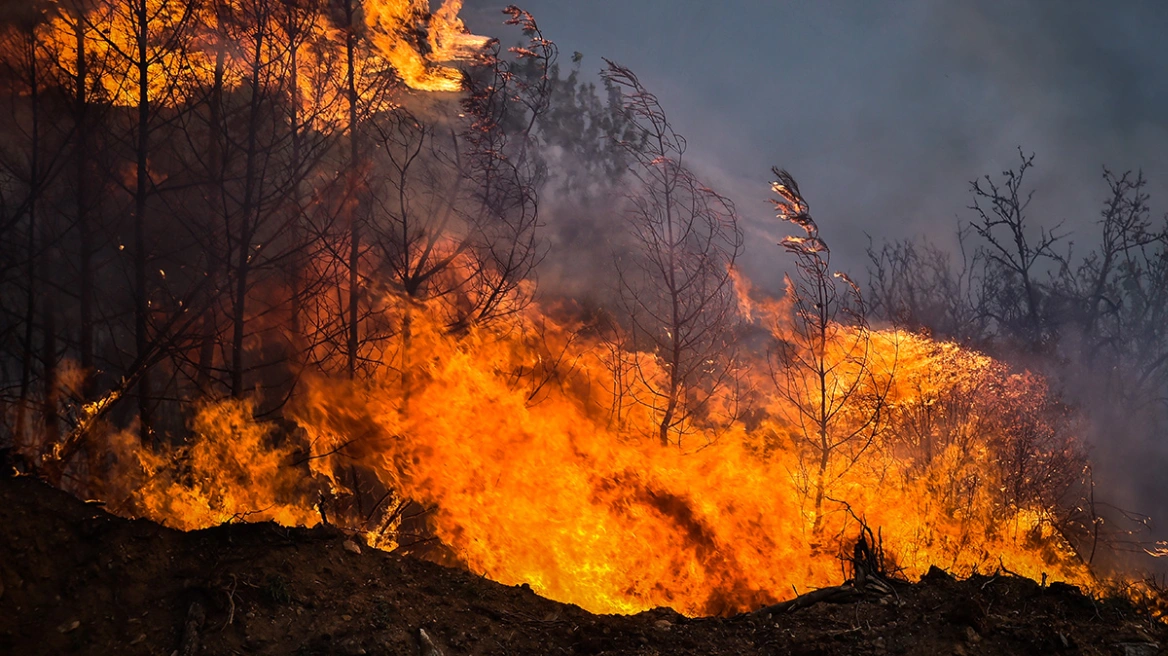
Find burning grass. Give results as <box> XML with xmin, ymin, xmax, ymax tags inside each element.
<box><xmin>3</xmin><ymin>0</ymin><xmax>1164</xmax><ymax>630</ymax></box>
<box><xmin>28</xmin><ymin>282</ymin><xmax>1139</xmax><ymax>618</ymax></box>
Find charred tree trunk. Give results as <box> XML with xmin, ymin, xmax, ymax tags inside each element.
<box><xmin>230</xmin><ymin>27</ymin><xmax>267</xmax><ymax>399</ymax></box>
<box><xmin>16</xmin><ymin>209</ymin><xmax>36</xmax><ymax>444</ymax></box>
<box><xmin>132</xmin><ymin>0</ymin><xmax>153</xmax><ymax>442</ymax></box>
<box><xmin>344</xmin><ymin>0</ymin><xmax>361</xmax><ymax>381</ymax></box>
<box><xmin>37</xmin><ymin>29</ymin><xmax>57</xmax><ymax>440</ymax></box>
<box><xmin>73</xmin><ymin>11</ymin><xmax>94</xmax><ymax>398</ymax></box>
<box><xmin>287</xmin><ymin>38</ymin><xmax>304</xmax><ymax>343</ymax></box>
<box><xmin>813</xmin><ymin>267</ymin><xmax>831</xmax><ymax>536</ymax></box>
<box><xmin>40</xmin><ymin>282</ymin><xmax>58</xmax><ymax>444</ymax></box>
<box><xmin>196</xmin><ymin>38</ymin><xmax>227</xmax><ymax>394</ymax></box>
<box><xmin>16</xmin><ymin>27</ymin><xmax>43</xmax><ymax>449</ymax></box>
<box><xmin>658</xmin><ymin>175</ymin><xmax>680</xmax><ymax>448</ymax></box>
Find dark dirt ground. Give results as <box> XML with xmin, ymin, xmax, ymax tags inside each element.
<box><xmin>1</xmin><ymin>472</ymin><xmax>1165</xmax><ymax>656</ymax></box>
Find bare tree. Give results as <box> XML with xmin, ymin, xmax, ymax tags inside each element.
<box><xmin>366</xmin><ymin>6</ymin><xmax>552</xmax><ymax>328</ymax></box>
<box><xmin>601</xmin><ymin>60</ymin><xmax>743</xmax><ymax>448</ymax></box>
<box><xmin>769</xmin><ymin>168</ymin><xmax>894</xmax><ymax>535</ymax></box>
<box><xmin>0</xmin><ymin>3</ymin><xmax>53</xmax><ymax>447</ymax></box>
<box><xmin>1050</xmin><ymin>170</ymin><xmax>1164</xmax><ymax>361</ymax></box>
<box><xmin>48</xmin><ymin>0</ymin><xmax>109</xmax><ymax>399</ymax></box>
<box><xmin>207</xmin><ymin>0</ymin><xmax>336</xmax><ymax>399</ymax></box>
<box><xmin>865</xmin><ymin>152</ymin><xmax>1168</xmax><ymax>567</ymax></box>
<box><xmin>85</xmin><ymin>0</ymin><xmax>200</xmax><ymax>441</ymax></box>
<box><xmin>0</xmin><ymin>0</ymin><xmax>88</xmax><ymax>453</ymax></box>
<box><xmin>968</xmin><ymin>149</ymin><xmax>1066</xmax><ymax>350</ymax></box>
<box><xmin>866</xmin><ymin>229</ymin><xmax>990</xmax><ymax>344</ymax></box>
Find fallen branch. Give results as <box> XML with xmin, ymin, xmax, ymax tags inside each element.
<box><xmin>177</xmin><ymin>601</ymin><xmax>205</xmax><ymax>656</ymax></box>
<box><xmin>221</xmin><ymin>576</ymin><xmax>237</xmax><ymax>632</ymax></box>
<box><xmin>756</xmin><ymin>584</ymin><xmax>863</xmax><ymax>614</ymax></box>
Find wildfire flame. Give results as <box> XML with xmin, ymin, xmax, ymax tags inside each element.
<box><xmin>39</xmin><ymin>0</ymin><xmax>486</xmax><ymax>109</ymax></box>
<box><xmin>364</xmin><ymin>0</ymin><xmax>489</xmax><ymax>92</ymax></box>
<box><xmin>10</xmin><ymin>0</ymin><xmax>1135</xmax><ymax>620</ymax></box>
<box><xmin>79</xmin><ymin>278</ymin><xmax>1096</xmax><ymax>617</ymax></box>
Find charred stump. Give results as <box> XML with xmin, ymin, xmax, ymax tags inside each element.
<box><xmin>755</xmin><ymin>526</ymin><xmax>896</xmax><ymax>616</ymax></box>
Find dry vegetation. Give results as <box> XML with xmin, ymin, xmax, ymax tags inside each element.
<box><xmin>0</xmin><ymin>0</ymin><xmax>1166</xmax><ymax>646</ymax></box>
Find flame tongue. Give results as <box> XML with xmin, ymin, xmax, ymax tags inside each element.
<box><xmin>430</xmin><ymin>0</ymin><xmax>491</xmax><ymax>64</ymax></box>
<box><xmin>84</xmin><ymin>292</ymin><xmax>1095</xmax><ymax>616</ymax></box>
<box><xmin>365</xmin><ymin>0</ymin><xmax>490</xmax><ymax>92</ymax></box>
<box><xmin>283</xmin><ymin>303</ymin><xmax>1092</xmax><ymax>616</ymax></box>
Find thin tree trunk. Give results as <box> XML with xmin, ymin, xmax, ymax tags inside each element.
<box><xmin>658</xmin><ymin>137</ymin><xmax>679</xmax><ymax>447</ymax></box>
<box><xmin>16</xmin><ymin>29</ymin><xmax>43</xmax><ymax>451</ymax></box>
<box><xmin>74</xmin><ymin>12</ymin><xmax>94</xmax><ymax>397</ymax></box>
<box><xmin>16</xmin><ymin>212</ymin><xmax>36</xmax><ymax>445</ymax></box>
<box><xmin>41</xmin><ymin>284</ymin><xmax>58</xmax><ymax>444</ymax></box>
<box><xmin>344</xmin><ymin>0</ymin><xmax>360</xmax><ymax>380</ymax></box>
<box><xmin>812</xmin><ymin>264</ymin><xmax>830</xmax><ymax>537</ymax></box>
<box><xmin>287</xmin><ymin>40</ymin><xmax>303</xmax><ymax>343</ymax></box>
<box><xmin>133</xmin><ymin>0</ymin><xmax>153</xmax><ymax>442</ymax></box>
<box><xmin>230</xmin><ymin>29</ymin><xmax>266</xmax><ymax>399</ymax></box>
<box><xmin>196</xmin><ymin>38</ymin><xmax>226</xmax><ymax>393</ymax></box>
<box><xmin>195</xmin><ymin>311</ymin><xmax>216</xmax><ymax>393</ymax></box>
<box><xmin>812</xmin><ymin>446</ymin><xmax>828</xmax><ymax>536</ymax></box>
<box><xmin>37</xmin><ymin>29</ymin><xmax>56</xmax><ymax>439</ymax></box>
<box><xmin>231</xmin><ymin>236</ymin><xmax>252</xmax><ymax>397</ymax></box>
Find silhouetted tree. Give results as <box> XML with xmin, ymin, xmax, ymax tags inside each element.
<box><xmin>968</xmin><ymin>149</ymin><xmax>1067</xmax><ymax>351</ymax></box>
<box><xmin>769</xmin><ymin>168</ymin><xmax>894</xmax><ymax>535</ymax></box>
<box><xmin>86</xmin><ymin>0</ymin><xmax>200</xmax><ymax>440</ymax></box>
<box><xmin>602</xmin><ymin>60</ymin><xmax>743</xmax><ymax>448</ymax></box>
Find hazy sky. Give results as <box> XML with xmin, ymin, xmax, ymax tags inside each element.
<box><xmin>463</xmin><ymin>0</ymin><xmax>1168</xmax><ymax>287</ymax></box>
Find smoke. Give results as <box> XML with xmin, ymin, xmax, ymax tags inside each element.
<box><xmin>463</xmin><ymin>0</ymin><xmax>1168</xmax><ymax>271</ymax></box>
<box><xmin>460</xmin><ymin>1</ymin><xmax>1168</xmax><ymax>569</ymax></box>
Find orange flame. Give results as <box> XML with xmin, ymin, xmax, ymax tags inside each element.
<box><xmin>291</xmin><ymin>298</ymin><xmax>1093</xmax><ymax>615</ymax></box>
<box><xmin>20</xmin><ymin>2</ymin><xmax>1118</xmax><ymax>619</ymax></box>
<box><xmin>76</xmin><ymin>274</ymin><xmax>1101</xmax><ymax>616</ymax></box>
<box><xmin>364</xmin><ymin>0</ymin><xmax>489</xmax><ymax>92</ymax></box>
<box><xmin>38</xmin><ymin>0</ymin><xmax>487</xmax><ymax>110</ymax></box>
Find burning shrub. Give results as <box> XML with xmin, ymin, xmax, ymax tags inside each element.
<box><xmin>97</xmin><ymin>398</ymin><xmax>320</xmax><ymax>531</ymax></box>
<box><xmin>0</xmin><ymin>0</ymin><xmax>1139</xmax><ymax>620</ymax></box>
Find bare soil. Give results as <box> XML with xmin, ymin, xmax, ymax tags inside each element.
<box><xmin>0</xmin><ymin>472</ymin><xmax>1164</xmax><ymax>655</ymax></box>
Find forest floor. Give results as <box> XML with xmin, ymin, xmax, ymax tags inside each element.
<box><xmin>0</xmin><ymin>471</ymin><xmax>1165</xmax><ymax>655</ymax></box>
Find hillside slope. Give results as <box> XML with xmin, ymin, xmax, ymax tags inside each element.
<box><xmin>0</xmin><ymin>472</ymin><xmax>1163</xmax><ymax>655</ymax></box>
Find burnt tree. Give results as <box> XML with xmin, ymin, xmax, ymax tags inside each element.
<box><xmin>602</xmin><ymin>61</ymin><xmax>743</xmax><ymax>448</ymax></box>
<box><xmin>769</xmin><ymin>169</ymin><xmax>894</xmax><ymax>535</ymax></box>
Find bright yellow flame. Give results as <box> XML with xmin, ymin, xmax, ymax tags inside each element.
<box><xmin>67</xmin><ymin>273</ymin><xmax>1108</xmax><ymax>616</ymax></box>
<box><xmin>100</xmin><ymin>399</ymin><xmax>319</xmax><ymax>531</ymax></box>
<box><xmin>364</xmin><ymin>0</ymin><xmax>490</xmax><ymax>92</ymax></box>
<box><xmin>289</xmin><ymin>286</ymin><xmax>1094</xmax><ymax>615</ymax></box>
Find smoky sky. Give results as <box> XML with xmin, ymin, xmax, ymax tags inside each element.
<box><xmin>463</xmin><ymin>0</ymin><xmax>1168</xmax><ymax>289</ymax></box>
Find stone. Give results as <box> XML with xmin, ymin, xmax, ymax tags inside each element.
<box><xmin>57</xmin><ymin>620</ymin><xmax>80</xmax><ymax>634</ymax></box>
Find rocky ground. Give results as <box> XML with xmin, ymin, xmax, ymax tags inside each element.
<box><xmin>0</xmin><ymin>471</ymin><xmax>1165</xmax><ymax>655</ymax></box>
